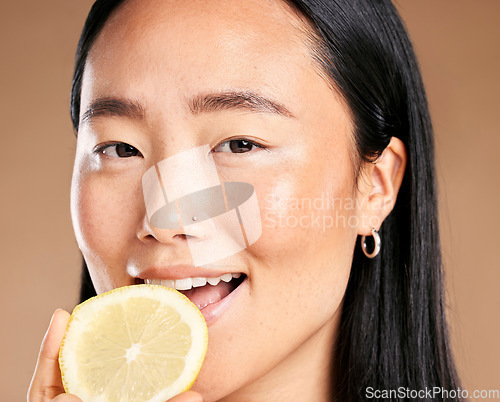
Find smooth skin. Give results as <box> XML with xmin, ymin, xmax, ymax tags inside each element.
<box><xmin>29</xmin><ymin>0</ymin><xmax>406</xmax><ymax>400</ymax></box>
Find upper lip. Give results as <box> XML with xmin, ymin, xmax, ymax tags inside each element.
<box><xmin>136</xmin><ymin>265</ymin><xmax>243</xmax><ymax>280</ymax></box>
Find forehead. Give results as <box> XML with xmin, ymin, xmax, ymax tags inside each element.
<box><xmin>97</xmin><ymin>0</ymin><xmax>309</xmax><ymax>50</ymax></box>
<box><xmin>84</xmin><ymin>0</ymin><xmax>316</xmax><ymax>99</ymax></box>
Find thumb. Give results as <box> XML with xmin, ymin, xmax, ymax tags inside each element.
<box><xmin>28</xmin><ymin>309</ymin><xmax>71</xmax><ymax>401</ymax></box>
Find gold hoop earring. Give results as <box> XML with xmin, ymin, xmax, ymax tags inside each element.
<box><xmin>361</xmin><ymin>228</ymin><xmax>381</xmax><ymax>258</ymax></box>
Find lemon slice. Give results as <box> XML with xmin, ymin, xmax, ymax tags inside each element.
<box><xmin>59</xmin><ymin>284</ymin><xmax>208</xmax><ymax>401</ymax></box>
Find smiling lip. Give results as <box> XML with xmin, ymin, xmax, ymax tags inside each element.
<box><xmin>137</xmin><ymin>265</ymin><xmax>242</xmax><ymax>281</ymax></box>
<box><xmin>196</xmin><ymin>275</ymin><xmax>247</xmax><ymax>325</ymax></box>
<box><xmin>136</xmin><ymin>265</ymin><xmax>246</xmax><ymax>325</ymax></box>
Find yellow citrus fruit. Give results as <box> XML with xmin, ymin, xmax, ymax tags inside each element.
<box><xmin>59</xmin><ymin>284</ymin><xmax>208</xmax><ymax>401</ymax></box>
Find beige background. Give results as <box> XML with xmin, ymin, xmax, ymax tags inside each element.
<box><xmin>1</xmin><ymin>1</ymin><xmax>498</xmax><ymax>400</ymax></box>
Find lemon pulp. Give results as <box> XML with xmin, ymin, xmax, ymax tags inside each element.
<box><xmin>59</xmin><ymin>285</ymin><xmax>208</xmax><ymax>401</ymax></box>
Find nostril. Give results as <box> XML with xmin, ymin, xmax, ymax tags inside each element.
<box><xmin>173</xmin><ymin>233</ymin><xmax>195</xmax><ymax>241</ymax></box>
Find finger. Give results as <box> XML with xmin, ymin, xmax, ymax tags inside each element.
<box><xmin>167</xmin><ymin>391</ymin><xmax>203</xmax><ymax>402</ymax></box>
<box><xmin>28</xmin><ymin>309</ymin><xmax>71</xmax><ymax>401</ymax></box>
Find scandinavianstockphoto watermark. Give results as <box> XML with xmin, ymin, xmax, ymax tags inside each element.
<box><xmin>365</xmin><ymin>386</ymin><xmax>500</xmax><ymax>400</ymax></box>
<box><xmin>263</xmin><ymin>193</ymin><xmax>382</xmax><ymax>231</ymax></box>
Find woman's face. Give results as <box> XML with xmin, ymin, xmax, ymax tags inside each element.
<box><xmin>71</xmin><ymin>0</ymin><xmax>366</xmax><ymax>399</ymax></box>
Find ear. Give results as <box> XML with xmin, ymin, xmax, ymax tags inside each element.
<box><xmin>357</xmin><ymin>137</ymin><xmax>407</xmax><ymax>236</ymax></box>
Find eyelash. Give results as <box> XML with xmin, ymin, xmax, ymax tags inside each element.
<box><xmin>212</xmin><ymin>139</ymin><xmax>268</xmax><ymax>154</ymax></box>
<box><xmin>93</xmin><ymin>141</ymin><xmax>143</xmax><ymax>158</ymax></box>
<box><xmin>94</xmin><ymin>139</ymin><xmax>267</xmax><ymax>158</ymax></box>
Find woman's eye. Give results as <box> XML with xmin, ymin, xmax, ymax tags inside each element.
<box><xmin>213</xmin><ymin>139</ymin><xmax>264</xmax><ymax>154</ymax></box>
<box><xmin>95</xmin><ymin>142</ymin><xmax>142</xmax><ymax>158</ymax></box>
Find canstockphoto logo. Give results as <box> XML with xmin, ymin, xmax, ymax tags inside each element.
<box><xmin>142</xmin><ymin>145</ymin><xmax>262</xmax><ymax>266</ymax></box>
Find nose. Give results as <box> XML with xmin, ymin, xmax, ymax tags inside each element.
<box><xmin>136</xmin><ymin>213</ymin><xmax>199</xmax><ymax>244</ymax></box>
<box><xmin>137</xmin><ymin>193</ymin><xmax>217</xmax><ymax>244</ymax></box>
<box><xmin>140</xmin><ymin>144</ymin><xmax>221</xmax><ymax>244</ymax></box>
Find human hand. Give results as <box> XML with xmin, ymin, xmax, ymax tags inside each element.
<box><xmin>28</xmin><ymin>309</ymin><xmax>203</xmax><ymax>402</ymax></box>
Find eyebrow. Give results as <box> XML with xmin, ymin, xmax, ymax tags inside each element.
<box><xmin>80</xmin><ymin>98</ymin><xmax>145</xmax><ymax>126</ymax></box>
<box><xmin>80</xmin><ymin>90</ymin><xmax>294</xmax><ymax>126</ymax></box>
<box><xmin>188</xmin><ymin>90</ymin><xmax>294</xmax><ymax>118</ymax></box>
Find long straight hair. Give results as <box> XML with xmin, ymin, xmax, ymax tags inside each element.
<box><xmin>285</xmin><ymin>1</ymin><xmax>462</xmax><ymax>400</ymax></box>
<box><xmin>72</xmin><ymin>0</ymin><xmax>462</xmax><ymax>400</ymax></box>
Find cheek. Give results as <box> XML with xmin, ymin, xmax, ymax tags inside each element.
<box><xmin>241</xmin><ymin>152</ymin><xmax>358</xmax><ymax>320</ymax></box>
<box><xmin>253</xmin><ymin>172</ymin><xmax>355</xmax><ymax>302</ymax></box>
<box><xmin>71</xmin><ymin>168</ymin><xmax>144</xmax><ymax>291</ymax></box>
<box><xmin>252</xmin><ymin>156</ymin><xmax>358</xmax><ymax>269</ymax></box>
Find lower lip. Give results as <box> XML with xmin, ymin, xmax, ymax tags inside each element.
<box><xmin>198</xmin><ymin>277</ymin><xmax>247</xmax><ymax>325</ymax></box>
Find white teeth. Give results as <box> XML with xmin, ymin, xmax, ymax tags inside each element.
<box><xmin>192</xmin><ymin>277</ymin><xmax>207</xmax><ymax>288</ymax></box>
<box><xmin>144</xmin><ymin>273</ymin><xmax>243</xmax><ymax>290</ymax></box>
<box><xmin>161</xmin><ymin>279</ymin><xmax>175</xmax><ymax>288</ymax></box>
<box><xmin>207</xmin><ymin>277</ymin><xmax>221</xmax><ymax>286</ymax></box>
<box><xmin>174</xmin><ymin>278</ymin><xmax>193</xmax><ymax>290</ymax></box>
